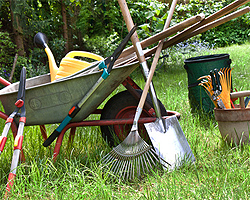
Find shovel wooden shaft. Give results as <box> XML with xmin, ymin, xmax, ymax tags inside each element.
<box><xmin>118</xmin><ymin>0</ymin><xmax>146</xmax><ymax>63</ymax></box>
<box><xmin>118</xmin><ymin>0</ymin><xmax>163</xmax><ymax>121</ymax></box>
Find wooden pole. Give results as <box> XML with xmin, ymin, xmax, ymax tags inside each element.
<box><xmin>119</xmin><ymin>14</ymin><xmax>205</xmax><ymax>59</ymax></box>
<box><xmin>9</xmin><ymin>53</ymin><xmax>18</xmax><ymax>83</ymax></box>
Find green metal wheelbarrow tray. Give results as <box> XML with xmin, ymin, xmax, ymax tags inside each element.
<box><xmin>0</xmin><ymin>58</ymin><xmax>179</xmax><ymax>160</ymax></box>
<box><xmin>0</xmin><ymin>29</ymin><xmax>180</xmax><ymax>163</ymax></box>
<box><xmin>0</xmin><ymin>61</ymin><xmax>139</xmax><ymax>125</ymax></box>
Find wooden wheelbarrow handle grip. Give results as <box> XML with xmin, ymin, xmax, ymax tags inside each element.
<box><xmin>231</xmin><ymin>91</ymin><xmax>250</xmax><ymax>109</ymax></box>
<box><xmin>231</xmin><ymin>91</ymin><xmax>250</xmax><ymax>98</ymax></box>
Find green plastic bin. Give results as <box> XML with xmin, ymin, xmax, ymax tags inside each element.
<box><xmin>184</xmin><ymin>54</ymin><xmax>231</xmax><ymax>113</ymax></box>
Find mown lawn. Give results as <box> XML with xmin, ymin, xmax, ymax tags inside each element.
<box><xmin>0</xmin><ymin>43</ymin><xmax>250</xmax><ymax>199</ymax></box>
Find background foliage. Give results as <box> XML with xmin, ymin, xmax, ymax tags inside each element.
<box><xmin>0</xmin><ymin>0</ymin><xmax>249</xmax><ymax>81</ymax></box>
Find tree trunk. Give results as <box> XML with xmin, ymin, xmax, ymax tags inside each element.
<box><xmin>9</xmin><ymin>0</ymin><xmax>25</xmax><ymax>56</ymax></box>
<box><xmin>61</xmin><ymin>0</ymin><xmax>69</xmax><ymax>54</ymax></box>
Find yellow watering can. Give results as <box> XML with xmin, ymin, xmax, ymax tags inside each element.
<box><xmin>34</xmin><ymin>32</ymin><xmax>104</xmax><ymax>82</ymax></box>
<box><xmin>56</xmin><ymin>51</ymin><xmax>104</xmax><ymax>80</ymax></box>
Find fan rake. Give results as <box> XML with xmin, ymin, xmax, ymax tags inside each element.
<box><xmin>100</xmin><ymin>130</ymin><xmax>169</xmax><ymax>180</ymax></box>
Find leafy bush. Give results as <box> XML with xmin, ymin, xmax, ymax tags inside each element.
<box><xmin>201</xmin><ymin>15</ymin><xmax>250</xmax><ymax>47</ymax></box>
<box><xmin>82</xmin><ymin>32</ymin><xmax>122</xmax><ymax>58</ymax></box>
<box><xmin>173</xmin><ymin>0</ymin><xmax>250</xmax><ymax>47</ymax></box>
<box><xmin>0</xmin><ymin>22</ymin><xmax>17</xmax><ymax>81</ymax></box>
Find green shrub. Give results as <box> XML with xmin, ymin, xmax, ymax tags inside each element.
<box><xmin>0</xmin><ymin>22</ymin><xmax>17</xmax><ymax>81</ymax></box>
<box><xmin>173</xmin><ymin>0</ymin><xmax>250</xmax><ymax>47</ymax></box>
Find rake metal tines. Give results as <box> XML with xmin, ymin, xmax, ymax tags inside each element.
<box><xmin>101</xmin><ymin>130</ymin><xmax>169</xmax><ymax>180</ymax></box>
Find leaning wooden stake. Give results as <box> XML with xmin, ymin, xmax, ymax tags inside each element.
<box><xmin>145</xmin><ymin>6</ymin><xmax>250</xmax><ymax>58</ymax></box>
<box><xmin>9</xmin><ymin>53</ymin><xmax>18</xmax><ymax>83</ymax></box>
<box><xmin>119</xmin><ymin>13</ymin><xmax>205</xmax><ymax>59</ymax></box>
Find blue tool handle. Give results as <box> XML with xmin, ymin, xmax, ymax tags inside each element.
<box><xmin>43</xmin><ymin>105</ymin><xmax>80</xmax><ymax>147</ymax></box>
<box><xmin>43</xmin><ymin>116</ymin><xmax>71</xmax><ymax>147</ymax></box>
<box><xmin>245</xmin><ymin>96</ymin><xmax>250</xmax><ymax>108</ymax></box>
<box><xmin>43</xmin><ymin>129</ymin><xmax>60</xmax><ymax>147</ymax></box>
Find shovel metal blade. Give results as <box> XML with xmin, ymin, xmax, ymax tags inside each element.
<box><xmin>144</xmin><ymin>115</ymin><xmax>195</xmax><ymax>171</ymax></box>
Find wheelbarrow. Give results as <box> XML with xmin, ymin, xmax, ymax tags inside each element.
<box><xmin>0</xmin><ymin>31</ymin><xmax>180</xmax><ymax>194</ymax></box>
<box><xmin>0</xmin><ymin>30</ymin><xmax>179</xmax><ymax>157</ymax></box>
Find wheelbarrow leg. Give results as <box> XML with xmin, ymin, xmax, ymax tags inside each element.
<box><xmin>53</xmin><ymin>128</ymin><xmax>66</xmax><ymax>161</ymax></box>
<box><xmin>68</xmin><ymin>127</ymin><xmax>76</xmax><ymax>146</ymax></box>
<box><xmin>52</xmin><ymin>127</ymin><xmax>76</xmax><ymax>162</ymax></box>
<box><xmin>39</xmin><ymin>125</ymin><xmax>48</xmax><ymax>141</ymax></box>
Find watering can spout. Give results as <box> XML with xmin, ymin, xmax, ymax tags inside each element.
<box><xmin>34</xmin><ymin>32</ymin><xmax>59</xmax><ymax>81</ymax></box>
<box><xmin>44</xmin><ymin>47</ymin><xmax>59</xmax><ymax>82</ymax></box>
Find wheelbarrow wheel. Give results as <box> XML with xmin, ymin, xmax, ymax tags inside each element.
<box><xmin>100</xmin><ymin>89</ymin><xmax>167</xmax><ymax>147</ymax></box>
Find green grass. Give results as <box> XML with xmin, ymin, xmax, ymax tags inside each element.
<box><xmin>1</xmin><ymin>43</ymin><xmax>250</xmax><ymax>199</ymax></box>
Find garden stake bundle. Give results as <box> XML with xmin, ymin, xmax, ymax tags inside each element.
<box><xmin>117</xmin><ymin>0</ymin><xmax>250</xmax><ymax>63</ymax></box>
<box><xmin>198</xmin><ymin>67</ymin><xmax>233</xmax><ymax>109</ymax></box>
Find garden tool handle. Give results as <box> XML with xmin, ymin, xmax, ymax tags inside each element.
<box><xmin>118</xmin><ymin>0</ymin><xmax>146</xmax><ymax>64</ymax></box>
<box><xmin>138</xmin><ymin>0</ymin><xmax>177</xmax><ymax>110</ymax></box>
<box><xmin>18</xmin><ymin>67</ymin><xmax>26</xmax><ymax>101</ymax></box>
<box><xmin>43</xmin><ymin>104</ymin><xmax>81</xmax><ymax>147</ymax></box>
<box><xmin>214</xmin><ymin>69</ymin><xmax>222</xmax><ymax>92</ymax></box>
<box><xmin>231</xmin><ymin>90</ymin><xmax>250</xmax><ymax>109</ymax></box>
<box><xmin>118</xmin><ymin>0</ymin><xmax>164</xmax><ymax>125</ymax></box>
<box><xmin>210</xmin><ymin>70</ymin><xmax>217</xmax><ymax>92</ymax></box>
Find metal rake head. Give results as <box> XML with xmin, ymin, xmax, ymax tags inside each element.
<box><xmin>100</xmin><ymin>130</ymin><xmax>169</xmax><ymax>180</ymax></box>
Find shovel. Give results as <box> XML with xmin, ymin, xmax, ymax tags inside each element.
<box><xmin>119</xmin><ymin>0</ymin><xmax>195</xmax><ymax>171</ymax></box>
<box><xmin>143</xmin><ymin>1</ymin><xmax>195</xmax><ymax>170</ymax></box>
